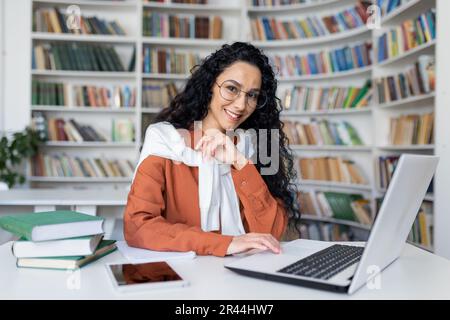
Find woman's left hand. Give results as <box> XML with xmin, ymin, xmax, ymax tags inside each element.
<box><xmin>194</xmin><ymin>130</ymin><xmax>248</xmax><ymax>170</ymax></box>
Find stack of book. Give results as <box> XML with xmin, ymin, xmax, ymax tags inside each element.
<box><xmin>376</xmin><ymin>55</ymin><xmax>435</xmax><ymax>104</ymax></box>
<box><xmin>31</xmin><ymin>153</ymin><xmax>135</xmax><ymax>178</ymax></box>
<box><xmin>269</xmin><ymin>41</ymin><xmax>372</xmax><ymax>77</ymax></box>
<box><xmin>142</xmin><ymin>80</ymin><xmax>178</xmax><ymax>108</ymax></box>
<box><xmin>250</xmin><ymin>1</ymin><xmax>371</xmax><ymax>41</ymax></box>
<box><xmin>142</xmin><ymin>47</ymin><xmax>201</xmax><ymax>74</ymax></box>
<box><xmin>388</xmin><ymin>112</ymin><xmax>434</xmax><ymax>145</ymax></box>
<box><xmin>283</xmin><ymin>80</ymin><xmax>372</xmax><ymax>111</ymax></box>
<box><xmin>143</xmin><ymin>11</ymin><xmax>223</xmax><ymax>39</ymax></box>
<box><xmin>377</xmin><ymin>8</ymin><xmax>436</xmax><ymax>63</ymax></box>
<box><xmin>33</xmin><ymin>8</ymin><xmax>126</xmax><ymax>35</ymax></box>
<box><xmin>283</xmin><ymin>119</ymin><xmax>364</xmax><ymax>146</ymax></box>
<box><xmin>298</xmin><ymin>156</ymin><xmax>367</xmax><ymax>185</ymax></box>
<box><xmin>32</xmin><ymin>43</ymin><xmax>134</xmax><ymax>72</ymax></box>
<box><xmin>298</xmin><ymin>190</ymin><xmax>373</xmax><ymax>225</ymax></box>
<box><xmin>0</xmin><ymin>211</ymin><xmax>117</xmax><ymax>270</ymax></box>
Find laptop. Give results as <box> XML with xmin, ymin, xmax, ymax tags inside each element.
<box><xmin>225</xmin><ymin>154</ymin><xmax>439</xmax><ymax>294</ymax></box>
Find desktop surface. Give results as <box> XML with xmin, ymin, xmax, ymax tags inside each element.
<box><xmin>1</xmin><ymin>241</ymin><xmax>450</xmax><ymax>300</ymax></box>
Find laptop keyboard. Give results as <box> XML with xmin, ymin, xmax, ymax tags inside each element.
<box><xmin>278</xmin><ymin>244</ymin><xmax>364</xmax><ymax>280</ymax></box>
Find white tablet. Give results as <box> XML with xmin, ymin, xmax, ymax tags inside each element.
<box><xmin>105</xmin><ymin>261</ymin><xmax>189</xmax><ymax>293</ymax></box>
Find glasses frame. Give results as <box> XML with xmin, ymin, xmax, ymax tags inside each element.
<box><xmin>215</xmin><ymin>79</ymin><xmax>267</xmax><ymax>110</ymax></box>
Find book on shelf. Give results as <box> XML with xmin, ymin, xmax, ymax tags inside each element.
<box><xmin>377</xmin><ymin>8</ymin><xmax>436</xmax><ymax>63</ymax></box>
<box><xmin>142</xmin><ymin>47</ymin><xmax>201</xmax><ymax>74</ymax></box>
<box><xmin>143</xmin><ymin>11</ymin><xmax>222</xmax><ymax>39</ymax></box>
<box><xmin>112</xmin><ymin>118</ymin><xmax>135</xmax><ymax>142</ymax></box>
<box><xmin>250</xmin><ymin>1</ymin><xmax>371</xmax><ymax>41</ymax></box>
<box><xmin>298</xmin><ymin>156</ymin><xmax>367</xmax><ymax>185</ymax></box>
<box><xmin>377</xmin><ymin>155</ymin><xmax>434</xmax><ymax>194</ymax></box>
<box><xmin>33</xmin><ymin>8</ymin><xmax>126</xmax><ymax>35</ymax></box>
<box><xmin>0</xmin><ymin>210</ymin><xmax>104</xmax><ymax>242</ymax></box>
<box><xmin>73</xmin><ymin>85</ymin><xmax>136</xmax><ymax>108</ymax></box>
<box><xmin>12</xmin><ymin>234</ymin><xmax>104</xmax><ymax>258</ymax></box>
<box><xmin>142</xmin><ymin>80</ymin><xmax>179</xmax><ymax>108</ymax></box>
<box><xmin>269</xmin><ymin>41</ymin><xmax>372</xmax><ymax>77</ymax></box>
<box><xmin>32</xmin><ymin>115</ymin><xmax>110</xmax><ymax>142</ymax></box>
<box><xmin>283</xmin><ymin>80</ymin><xmax>372</xmax><ymax>111</ymax></box>
<box><xmin>250</xmin><ymin>0</ymin><xmax>328</xmax><ymax>7</ymax></box>
<box><xmin>388</xmin><ymin>112</ymin><xmax>434</xmax><ymax>145</ymax></box>
<box><xmin>298</xmin><ymin>191</ymin><xmax>372</xmax><ymax>225</ymax></box>
<box><xmin>16</xmin><ymin>240</ymin><xmax>117</xmax><ymax>270</ymax></box>
<box><xmin>299</xmin><ymin>223</ymin><xmax>362</xmax><ymax>242</ymax></box>
<box><xmin>376</xmin><ymin>0</ymin><xmax>405</xmax><ymax>16</ymax></box>
<box><xmin>32</xmin><ymin>42</ymin><xmax>134</xmax><ymax>72</ymax></box>
<box><xmin>283</xmin><ymin>119</ymin><xmax>364</xmax><ymax>146</ymax></box>
<box><xmin>31</xmin><ymin>153</ymin><xmax>135</xmax><ymax>178</ymax></box>
<box><xmin>376</xmin><ymin>55</ymin><xmax>435</xmax><ymax>104</ymax></box>
<box><xmin>31</xmin><ymin>80</ymin><xmax>69</xmax><ymax>106</ymax></box>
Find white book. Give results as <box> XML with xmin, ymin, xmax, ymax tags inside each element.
<box><xmin>12</xmin><ymin>234</ymin><xmax>104</xmax><ymax>258</ymax></box>
<box><xmin>116</xmin><ymin>241</ymin><xmax>196</xmax><ymax>264</ymax></box>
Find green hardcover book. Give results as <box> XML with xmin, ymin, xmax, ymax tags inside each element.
<box><xmin>31</xmin><ymin>80</ymin><xmax>38</xmax><ymax>105</ymax></box>
<box><xmin>0</xmin><ymin>210</ymin><xmax>104</xmax><ymax>242</ymax></box>
<box><xmin>323</xmin><ymin>192</ymin><xmax>362</xmax><ymax>221</ymax></box>
<box><xmin>16</xmin><ymin>240</ymin><xmax>117</xmax><ymax>270</ymax></box>
<box><xmin>351</xmin><ymin>80</ymin><xmax>372</xmax><ymax>108</ymax></box>
<box><xmin>343</xmin><ymin>121</ymin><xmax>363</xmax><ymax>145</ymax></box>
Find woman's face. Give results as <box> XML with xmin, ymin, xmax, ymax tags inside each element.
<box><xmin>203</xmin><ymin>61</ymin><xmax>262</xmax><ymax>132</ymax></box>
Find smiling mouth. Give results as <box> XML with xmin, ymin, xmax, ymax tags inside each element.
<box><xmin>224</xmin><ymin>108</ymin><xmax>242</xmax><ymax>121</ymax></box>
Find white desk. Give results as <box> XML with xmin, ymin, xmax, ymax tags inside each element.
<box><xmin>2</xmin><ymin>241</ymin><xmax>450</xmax><ymax>300</ymax></box>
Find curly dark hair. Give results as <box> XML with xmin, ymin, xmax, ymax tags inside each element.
<box><xmin>154</xmin><ymin>42</ymin><xmax>301</xmax><ymax>235</ymax></box>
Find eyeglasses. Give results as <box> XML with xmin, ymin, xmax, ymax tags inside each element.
<box><xmin>215</xmin><ymin>80</ymin><xmax>267</xmax><ymax>110</ymax></box>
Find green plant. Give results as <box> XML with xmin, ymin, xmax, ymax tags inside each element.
<box><xmin>0</xmin><ymin>127</ymin><xmax>46</xmax><ymax>188</ymax></box>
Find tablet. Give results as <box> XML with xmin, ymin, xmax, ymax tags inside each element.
<box><xmin>105</xmin><ymin>261</ymin><xmax>189</xmax><ymax>293</ymax></box>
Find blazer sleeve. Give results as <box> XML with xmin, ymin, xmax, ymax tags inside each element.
<box><xmin>123</xmin><ymin>155</ymin><xmax>233</xmax><ymax>257</ymax></box>
<box><xmin>231</xmin><ymin>162</ymin><xmax>288</xmax><ymax>240</ymax></box>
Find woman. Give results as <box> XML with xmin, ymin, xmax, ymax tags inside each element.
<box><xmin>124</xmin><ymin>42</ymin><xmax>300</xmax><ymax>257</ymax></box>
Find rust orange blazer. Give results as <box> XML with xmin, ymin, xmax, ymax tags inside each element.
<box><xmin>123</xmin><ymin>130</ymin><xmax>288</xmax><ymax>257</ymax></box>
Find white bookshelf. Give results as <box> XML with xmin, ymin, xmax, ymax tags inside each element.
<box><xmin>26</xmin><ymin>0</ymin><xmax>446</xmax><ymax>254</ymax></box>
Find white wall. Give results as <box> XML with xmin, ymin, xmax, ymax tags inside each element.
<box><xmin>1</xmin><ymin>0</ymin><xmax>31</xmax><ymax>134</ymax></box>
<box><xmin>434</xmin><ymin>0</ymin><xmax>450</xmax><ymax>260</ymax></box>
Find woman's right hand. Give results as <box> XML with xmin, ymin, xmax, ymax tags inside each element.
<box><xmin>226</xmin><ymin>233</ymin><xmax>282</xmax><ymax>255</ymax></box>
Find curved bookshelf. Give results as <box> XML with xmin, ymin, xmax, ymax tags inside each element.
<box><xmin>28</xmin><ymin>176</ymin><xmax>132</xmax><ymax>183</ymax></box>
<box><xmin>31</xmin><ymin>106</ymin><xmax>136</xmax><ymax>113</ymax></box>
<box><xmin>41</xmin><ymin>142</ymin><xmax>136</xmax><ymax>148</ymax></box>
<box><xmin>142</xmin><ymin>37</ymin><xmax>226</xmax><ymax>47</ymax></box>
<box><xmin>376</xmin><ymin>40</ymin><xmax>436</xmax><ymax>68</ymax></box>
<box><xmin>281</xmin><ymin>107</ymin><xmax>372</xmax><ymax>117</ymax></box>
<box><xmin>301</xmin><ymin>215</ymin><xmax>372</xmax><ymax>231</ymax></box>
<box><xmin>253</xmin><ymin>26</ymin><xmax>370</xmax><ymax>48</ymax></box>
<box><xmin>298</xmin><ymin>180</ymin><xmax>372</xmax><ymax>191</ymax></box>
<box><xmin>32</xmin><ymin>0</ymin><xmax>138</xmax><ymax>7</ymax></box>
<box><xmin>31</xmin><ymin>70</ymin><xmax>136</xmax><ymax>78</ymax></box>
<box><xmin>381</xmin><ymin>0</ymin><xmax>422</xmax><ymax>24</ymax></box>
<box><xmin>378</xmin><ymin>93</ymin><xmax>435</xmax><ymax>109</ymax></box>
<box><xmin>247</xmin><ymin>0</ymin><xmax>340</xmax><ymax>13</ymax></box>
<box><xmin>31</xmin><ymin>33</ymin><xmax>137</xmax><ymax>44</ymax></box>
<box><xmin>142</xmin><ymin>2</ymin><xmax>241</xmax><ymax>12</ymax></box>
<box><xmin>290</xmin><ymin>145</ymin><xmax>372</xmax><ymax>152</ymax></box>
<box><xmin>278</xmin><ymin>66</ymin><xmax>372</xmax><ymax>82</ymax></box>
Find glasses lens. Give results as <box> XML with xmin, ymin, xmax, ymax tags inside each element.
<box><xmin>254</xmin><ymin>92</ymin><xmax>267</xmax><ymax>109</ymax></box>
<box><xmin>219</xmin><ymin>81</ymin><xmax>240</xmax><ymax>101</ymax></box>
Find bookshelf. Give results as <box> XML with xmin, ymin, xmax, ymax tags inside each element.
<box><xmin>26</xmin><ymin>0</ymin><xmax>445</xmax><ymax>255</ymax></box>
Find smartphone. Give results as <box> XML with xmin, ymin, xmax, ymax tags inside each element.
<box><xmin>105</xmin><ymin>261</ymin><xmax>189</xmax><ymax>293</ymax></box>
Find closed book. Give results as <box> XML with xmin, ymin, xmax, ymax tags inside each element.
<box><xmin>0</xmin><ymin>210</ymin><xmax>104</xmax><ymax>242</ymax></box>
<box><xmin>12</xmin><ymin>234</ymin><xmax>104</xmax><ymax>258</ymax></box>
<box><xmin>16</xmin><ymin>240</ymin><xmax>117</xmax><ymax>270</ymax></box>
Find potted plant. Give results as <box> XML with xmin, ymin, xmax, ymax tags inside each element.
<box><xmin>0</xmin><ymin>127</ymin><xmax>45</xmax><ymax>190</ymax></box>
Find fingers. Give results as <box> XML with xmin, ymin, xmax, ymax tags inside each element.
<box><xmin>195</xmin><ymin>134</ymin><xmax>226</xmax><ymax>162</ymax></box>
<box><xmin>247</xmin><ymin>233</ymin><xmax>281</xmax><ymax>254</ymax></box>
